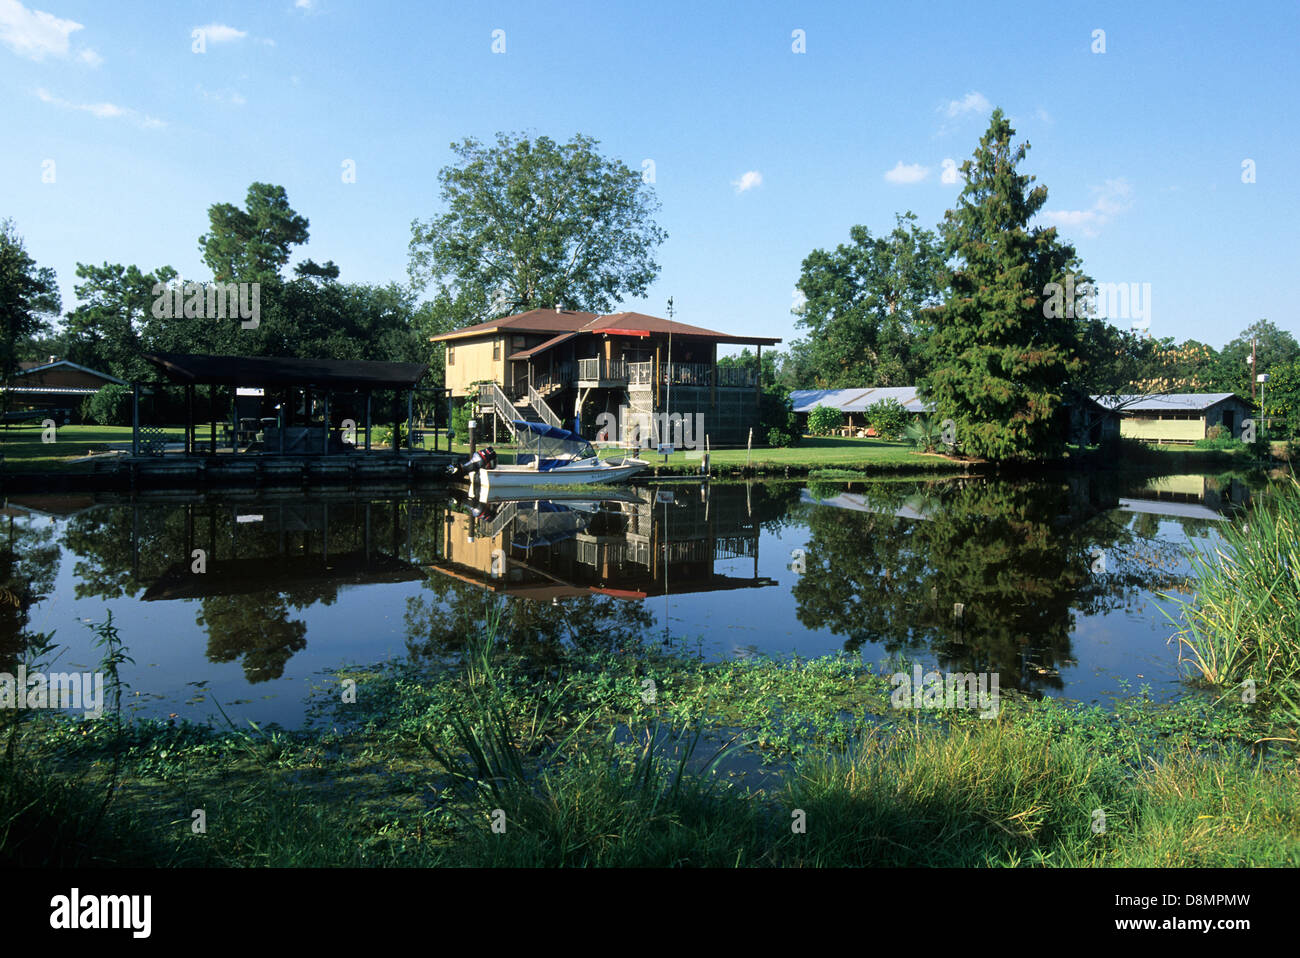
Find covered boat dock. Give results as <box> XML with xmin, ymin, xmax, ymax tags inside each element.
<box><xmin>110</xmin><ymin>352</ymin><xmax>459</xmax><ymax>487</ymax></box>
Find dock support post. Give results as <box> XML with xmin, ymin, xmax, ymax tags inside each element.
<box><xmin>131</xmin><ymin>383</ymin><xmax>140</xmax><ymax>457</ymax></box>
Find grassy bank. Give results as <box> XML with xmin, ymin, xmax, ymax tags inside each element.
<box><xmin>591</xmin><ymin>435</ymin><xmax>972</xmax><ymax>475</ymax></box>
<box><xmin>4</xmin><ymin>621</ymin><xmax>1296</xmax><ymax>867</ymax></box>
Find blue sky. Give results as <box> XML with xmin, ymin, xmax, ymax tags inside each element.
<box><xmin>3</xmin><ymin>0</ymin><xmax>1297</xmax><ymax>356</ymax></box>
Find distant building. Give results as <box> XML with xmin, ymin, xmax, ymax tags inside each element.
<box><xmin>431</xmin><ymin>308</ymin><xmax>780</xmax><ymax>445</ymax></box>
<box><xmin>1091</xmin><ymin>393</ymin><xmax>1253</xmax><ymax>443</ymax></box>
<box><xmin>789</xmin><ymin>387</ymin><xmax>927</xmax><ymax>436</ymax></box>
<box><xmin>3</xmin><ymin>358</ymin><xmax>124</xmax><ymax>423</ymax></box>
<box><xmin>792</xmin><ymin>386</ymin><xmax>1119</xmax><ymax>445</ymax></box>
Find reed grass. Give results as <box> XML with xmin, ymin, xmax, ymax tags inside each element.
<box><xmin>1163</xmin><ymin>477</ymin><xmax>1300</xmax><ymax>737</ymax></box>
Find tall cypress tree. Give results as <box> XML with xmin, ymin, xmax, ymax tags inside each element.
<box><xmin>922</xmin><ymin>109</ymin><xmax>1086</xmax><ymax>461</ymax></box>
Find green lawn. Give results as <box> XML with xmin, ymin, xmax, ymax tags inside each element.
<box><xmin>2</xmin><ymin>426</ymin><xmax>962</xmax><ymax>477</ymax></box>
<box><xmin>0</xmin><ymin>424</ymin><xmax>185</xmax><ymax>473</ymax></box>
<box><xmin>596</xmin><ymin>435</ymin><xmax>967</xmax><ymax>473</ymax></box>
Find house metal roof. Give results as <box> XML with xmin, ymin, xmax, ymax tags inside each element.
<box><xmin>1091</xmin><ymin>393</ymin><xmax>1241</xmax><ymax>412</ymax></box>
<box><xmin>12</xmin><ymin>359</ymin><xmax>125</xmax><ymax>384</ymax></box>
<box><xmin>790</xmin><ymin>387</ymin><xmax>929</xmax><ymax>414</ymax></box>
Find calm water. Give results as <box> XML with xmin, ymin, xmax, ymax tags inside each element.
<box><xmin>2</xmin><ymin>472</ymin><xmax>1259</xmax><ymax>728</ymax></box>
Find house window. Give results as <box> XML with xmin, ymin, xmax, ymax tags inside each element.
<box><xmin>493</xmin><ymin>339</ymin><xmax>501</xmax><ymax>360</ymax></box>
<box><xmin>447</xmin><ymin>345</ymin><xmax>454</xmax><ymax>366</ymax></box>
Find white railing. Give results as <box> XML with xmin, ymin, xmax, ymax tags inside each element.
<box><xmin>527</xmin><ymin>384</ymin><xmax>562</xmax><ymax>428</ymax></box>
<box><xmin>578</xmin><ymin>358</ymin><xmax>628</xmax><ymax>382</ymax></box>
<box><xmin>478</xmin><ymin>381</ymin><xmax>521</xmax><ymax>438</ymax></box>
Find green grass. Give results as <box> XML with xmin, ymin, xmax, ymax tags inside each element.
<box><xmin>596</xmin><ymin>436</ymin><xmax>969</xmax><ymax>474</ymax></box>
<box><xmin>0</xmin><ymin>424</ymin><xmax>184</xmax><ymax>473</ymax></box>
<box><xmin>5</xmin><ymin>609</ymin><xmax>1297</xmax><ymax>867</ymax></box>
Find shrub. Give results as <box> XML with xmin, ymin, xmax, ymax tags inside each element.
<box><xmin>450</xmin><ymin>398</ymin><xmax>475</xmax><ymax>443</ymax></box>
<box><xmin>866</xmin><ymin>398</ymin><xmax>908</xmax><ymax>441</ymax></box>
<box><xmin>759</xmin><ymin>386</ymin><xmax>801</xmax><ymax>447</ymax></box>
<box><xmin>85</xmin><ymin>383</ymin><xmax>132</xmax><ymax>426</ymax></box>
<box><xmin>1193</xmin><ymin>434</ymin><xmax>1248</xmax><ymax>452</ymax></box>
<box><xmin>904</xmin><ymin>416</ymin><xmax>942</xmax><ymax>453</ymax></box>
<box><xmin>806</xmin><ymin>405</ymin><xmax>843</xmax><ymax>436</ymax></box>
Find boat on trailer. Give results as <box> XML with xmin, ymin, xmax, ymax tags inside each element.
<box><xmin>455</xmin><ymin>420</ymin><xmax>648</xmax><ymax>492</ymax></box>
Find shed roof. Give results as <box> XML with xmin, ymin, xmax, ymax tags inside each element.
<box><xmin>142</xmin><ymin>352</ymin><xmax>429</xmax><ymax>390</ymax></box>
<box><xmin>790</xmin><ymin>387</ymin><xmax>929</xmax><ymax>414</ymax></box>
<box><xmin>1091</xmin><ymin>393</ymin><xmax>1241</xmax><ymax>413</ymax></box>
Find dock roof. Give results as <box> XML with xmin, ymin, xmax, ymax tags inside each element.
<box><xmin>142</xmin><ymin>352</ymin><xmax>429</xmax><ymax>390</ymax></box>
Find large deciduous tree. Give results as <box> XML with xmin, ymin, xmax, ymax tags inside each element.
<box><xmin>1218</xmin><ymin>320</ymin><xmax>1300</xmax><ymax>395</ymax></box>
<box><xmin>0</xmin><ymin>219</ymin><xmax>60</xmax><ymax>390</ymax></box>
<box><xmin>408</xmin><ymin>132</ymin><xmax>667</xmax><ymax>321</ymax></box>
<box><xmin>793</xmin><ymin>211</ymin><xmax>943</xmax><ymax>387</ymax></box>
<box><xmin>920</xmin><ymin>109</ymin><xmax>1085</xmax><ymax>461</ymax></box>
<box><xmin>199</xmin><ymin>182</ymin><xmax>310</xmax><ymax>284</ymax></box>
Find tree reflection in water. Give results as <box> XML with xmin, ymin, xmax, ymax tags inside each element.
<box><xmin>791</xmin><ymin>477</ymin><xmax>1211</xmax><ymax>696</ymax></box>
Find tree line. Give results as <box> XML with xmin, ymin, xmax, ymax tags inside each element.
<box><xmin>3</xmin><ymin>121</ymin><xmax>1297</xmax><ymax>458</ymax></box>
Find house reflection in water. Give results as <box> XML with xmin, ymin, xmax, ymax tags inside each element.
<box><xmin>1118</xmin><ymin>473</ymin><xmax>1251</xmax><ymax>521</ymax></box>
<box><xmin>429</xmin><ymin>485</ymin><xmax>777</xmax><ymax>602</ymax></box>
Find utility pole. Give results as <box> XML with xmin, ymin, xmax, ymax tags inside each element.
<box><xmin>665</xmin><ymin>296</ymin><xmax>674</xmax><ymax>448</ymax></box>
<box><xmin>1250</xmin><ymin>338</ymin><xmax>1257</xmax><ymax>405</ymax></box>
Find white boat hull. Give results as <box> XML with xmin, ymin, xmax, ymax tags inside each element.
<box><xmin>478</xmin><ymin>459</ymin><xmax>647</xmax><ymax>491</ymax></box>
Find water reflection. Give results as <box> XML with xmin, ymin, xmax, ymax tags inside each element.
<box><xmin>792</xmin><ymin>475</ymin><xmax>1242</xmax><ymax>696</ymax></box>
<box><xmin>0</xmin><ymin>470</ymin><xmax>1258</xmax><ymax>721</ymax></box>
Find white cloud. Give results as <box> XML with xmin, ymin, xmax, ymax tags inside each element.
<box><xmin>884</xmin><ymin>161</ymin><xmax>929</xmax><ymax>185</ymax></box>
<box><xmin>732</xmin><ymin>170</ymin><xmax>762</xmax><ymax>193</ymax></box>
<box><xmin>194</xmin><ymin>23</ymin><xmax>247</xmax><ymax>44</ymax></box>
<box><xmin>36</xmin><ymin>86</ymin><xmax>165</xmax><ymax>128</ymax></box>
<box><xmin>0</xmin><ymin>0</ymin><xmax>79</xmax><ymax>59</ymax></box>
<box><xmin>294</xmin><ymin>0</ymin><xmax>313</xmax><ymax>8</ymax></box>
<box><xmin>0</xmin><ymin>1</ymin><xmax>99</xmax><ymax>64</ymax></box>
<box><xmin>1041</xmin><ymin>178</ymin><xmax>1133</xmax><ymax>238</ymax></box>
<box><xmin>940</xmin><ymin>158</ymin><xmax>960</xmax><ymax>184</ymax></box>
<box><xmin>198</xmin><ymin>85</ymin><xmax>246</xmax><ymax>106</ymax></box>
<box><xmin>1035</xmin><ymin>107</ymin><xmax>1053</xmax><ymax>124</ymax></box>
<box><xmin>943</xmin><ymin>91</ymin><xmax>991</xmax><ymax>118</ymax></box>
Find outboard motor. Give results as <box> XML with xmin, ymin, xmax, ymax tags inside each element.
<box><xmin>445</xmin><ymin>446</ymin><xmax>497</xmax><ymax>480</ymax></box>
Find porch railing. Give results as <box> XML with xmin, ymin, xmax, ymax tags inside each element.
<box><xmin>626</xmin><ymin>362</ymin><xmax>757</xmax><ymax>388</ymax></box>
<box><xmin>578</xmin><ymin>358</ymin><xmax>628</xmax><ymax>382</ymax></box>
